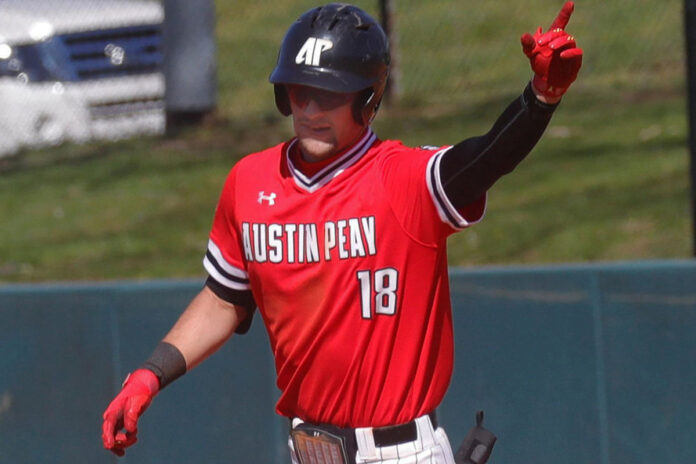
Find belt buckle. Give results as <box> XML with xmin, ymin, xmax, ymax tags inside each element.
<box><xmin>291</xmin><ymin>425</ymin><xmax>349</xmax><ymax>464</ymax></box>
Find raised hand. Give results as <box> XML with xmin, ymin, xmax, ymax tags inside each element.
<box><xmin>521</xmin><ymin>1</ymin><xmax>583</xmax><ymax>101</ymax></box>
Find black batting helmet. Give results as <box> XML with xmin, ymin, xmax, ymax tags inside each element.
<box><xmin>269</xmin><ymin>3</ymin><xmax>390</xmax><ymax>125</ymax></box>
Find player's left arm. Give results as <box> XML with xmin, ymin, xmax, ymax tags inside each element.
<box><xmin>159</xmin><ymin>286</ymin><xmax>248</xmax><ymax>371</ymax></box>
<box><xmin>439</xmin><ymin>1</ymin><xmax>582</xmax><ymax>210</ymax></box>
<box><xmin>522</xmin><ymin>1</ymin><xmax>583</xmax><ymax>104</ymax></box>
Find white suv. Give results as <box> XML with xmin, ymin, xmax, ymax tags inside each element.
<box><xmin>0</xmin><ymin>0</ymin><xmax>165</xmax><ymax>157</ymax></box>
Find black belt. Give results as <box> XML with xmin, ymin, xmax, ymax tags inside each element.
<box><xmin>290</xmin><ymin>411</ymin><xmax>438</xmax><ymax>448</ymax></box>
<box><xmin>372</xmin><ymin>411</ymin><xmax>438</xmax><ymax>447</ymax></box>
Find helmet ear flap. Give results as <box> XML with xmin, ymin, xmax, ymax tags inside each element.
<box><xmin>353</xmin><ymin>72</ymin><xmax>388</xmax><ymax>125</ymax></box>
<box><xmin>274</xmin><ymin>85</ymin><xmax>292</xmax><ymax>116</ymax></box>
<box><xmin>352</xmin><ymin>89</ymin><xmax>373</xmax><ymax>125</ymax></box>
<box><xmin>353</xmin><ymin>88</ymin><xmax>387</xmax><ymax>126</ymax></box>
<box><xmin>363</xmin><ymin>90</ymin><xmax>382</xmax><ymax>125</ymax></box>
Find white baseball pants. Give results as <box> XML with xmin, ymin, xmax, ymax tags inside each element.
<box><xmin>288</xmin><ymin>413</ymin><xmax>456</xmax><ymax>464</ymax></box>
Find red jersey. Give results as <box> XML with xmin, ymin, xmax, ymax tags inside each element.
<box><xmin>204</xmin><ymin>129</ymin><xmax>486</xmax><ymax>427</ymax></box>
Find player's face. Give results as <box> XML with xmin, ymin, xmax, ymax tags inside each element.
<box><xmin>287</xmin><ymin>85</ymin><xmax>366</xmax><ymax>162</ymax></box>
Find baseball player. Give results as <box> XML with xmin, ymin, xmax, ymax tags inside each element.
<box><xmin>101</xmin><ymin>2</ymin><xmax>582</xmax><ymax>463</ymax></box>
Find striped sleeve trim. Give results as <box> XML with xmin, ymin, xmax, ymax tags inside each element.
<box><xmin>203</xmin><ymin>239</ymin><xmax>251</xmax><ymax>291</ymax></box>
<box><xmin>425</xmin><ymin>147</ymin><xmax>487</xmax><ymax>230</ymax></box>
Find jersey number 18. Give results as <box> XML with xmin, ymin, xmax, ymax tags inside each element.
<box><xmin>356</xmin><ymin>268</ymin><xmax>398</xmax><ymax>319</ymax></box>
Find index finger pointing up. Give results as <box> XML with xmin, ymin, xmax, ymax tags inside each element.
<box><xmin>549</xmin><ymin>1</ymin><xmax>575</xmax><ymax>31</ymax></box>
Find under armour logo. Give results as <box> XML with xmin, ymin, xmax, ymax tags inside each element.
<box><xmin>257</xmin><ymin>191</ymin><xmax>277</xmax><ymax>205</ymax></box>
<box><xmin>295</xmin><ymin>37</ymin><xmax>333</xmax><ymax>66</ymax></box>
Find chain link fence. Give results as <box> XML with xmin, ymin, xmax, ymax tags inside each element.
<box><xmin>0</xmin><ymin>0</ymin><xmax>687</xmax><ymax>155</ymax></box>
<box><xmin>213</xmin><ymin>0</ymin><xmax>685</xmax><ymax>118</ymax></box>
<box><xmin>385</xmin><ymin>0</ymin><xmax>684</xmax><ymax>104</ymax></box>
<box><xmin>0</xmin><ymin>0</ymin><xmax>165</xmax><ymax>158</ymax></box>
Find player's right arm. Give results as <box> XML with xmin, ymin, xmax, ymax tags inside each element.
<box><xmin>101</xmin><ymin>286</ymin><xmax>248</xmax><ymax>457</ymax></box>
<box><xmin>160</xmin><ymin>285</ymin><xmax>248</xmax><ymax>370</ymax></box>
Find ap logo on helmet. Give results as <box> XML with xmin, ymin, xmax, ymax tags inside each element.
<box><xmin>295</xmin><ymin>37</ymin><xmax>333</xmax><ymax>66</ymax></box>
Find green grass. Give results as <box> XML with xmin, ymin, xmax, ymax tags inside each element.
<box><xmin>0</xmin><ymin>0</ymin><xmax>691</xmax><ymax>282</ymax></box>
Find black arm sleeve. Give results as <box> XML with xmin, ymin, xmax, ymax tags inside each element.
<box><xmin>205</xmin><ymin>276</ymin><xmax>256</xmax><ymax>334</ymax></box>
<box><xmin>440</xmin><ymin>83</ymin><xmax>558</xmax><ymax>209</ymax></box>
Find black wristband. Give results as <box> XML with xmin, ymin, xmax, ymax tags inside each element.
<box><xmin>141</xmin><ymin>342</ymin><xmax>187</xmax><ymax>389</ymax></box>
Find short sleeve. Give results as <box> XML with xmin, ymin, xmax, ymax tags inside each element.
<box><xmin>203</xmin><ymin>165</ymin><xmax>257</xmax><ymax>326</ymax></box>
<box><xmin>379</xmin><ymin>143</ymin><xmax>486</xmax><ymax>245</ymax></box>
<box><xmin>425</xmin><ymin>146</ymin><xmax>487</xmax><ymax>229</ymax></box>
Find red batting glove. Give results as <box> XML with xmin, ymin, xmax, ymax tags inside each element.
<box><xmin>101</xmin><ymin>369</ymin><xmax>160</xmax><ymax>457</ymax></box>
<box><xmin>521</xmin><ymin>1</ymin><xmax>583</xmax><ymax>100</ymax></box>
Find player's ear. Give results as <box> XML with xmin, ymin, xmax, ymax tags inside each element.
<box><xmin>274</xmin><ymin>85</ymin><xmax>292</xmax><ymax>116</ymax></box>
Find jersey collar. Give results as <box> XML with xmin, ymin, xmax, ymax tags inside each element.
<box><xmin>286</xmin><ymin>128</ymin><xmax>377</xmax><ymax>193</ymax></box>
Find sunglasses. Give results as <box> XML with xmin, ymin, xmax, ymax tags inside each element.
<box><xmin>286</xmin><ymin>85</ymin><xmax>356</xmax><ymax>111</ymax></box>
